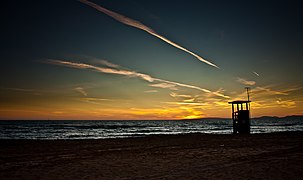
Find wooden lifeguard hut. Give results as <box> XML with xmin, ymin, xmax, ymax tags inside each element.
<box><xmin>228</xmin><ymin>88</ymin><xmax>251</xmax><ymax>134</ymax></box>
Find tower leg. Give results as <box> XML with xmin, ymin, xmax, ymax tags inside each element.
<box><xmin>233</xmin><ymin>120</ymin><xmax>237</xmax><ymax>134</ymax></box>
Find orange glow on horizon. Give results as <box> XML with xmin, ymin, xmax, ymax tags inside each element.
<box><xmin>0</xmin><ymin>83</ymin><xmax>302</xmax><ymax>120</ymax></box>
<box><xmin>1</xmin><ymin>100</ymin><xmax>302</xmax><ymax>120</ymax></box>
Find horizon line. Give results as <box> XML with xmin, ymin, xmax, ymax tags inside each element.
<box><xmin>1</xmin><ymin>115</ymin><xmax>302</xmax><ymax>121</ymax></box>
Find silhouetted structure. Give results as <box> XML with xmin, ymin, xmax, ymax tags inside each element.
<box><xmin>229</xmin><ymin>100</ymin><xmax>251</xmax><ymax>134</ymax></box>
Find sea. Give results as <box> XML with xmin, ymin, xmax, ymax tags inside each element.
<box><xmin>1</xmin><ymin>116</ymin><xmax>303</xmax><ymax>139</ymax></box>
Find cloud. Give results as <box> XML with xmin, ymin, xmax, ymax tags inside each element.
<box><xmin>234</xmin><ymin>85</ymin><xmax>298</xmax><ymax>100</ymax></box>
<box><xmin>229</xmin><ymin>85</ymin><xmax>302</xmax><ymax>111</ymax></box>
<box><xmin>74</xmin><ymin>87</ymin><xmax>87</xmax><ymax>96</ymax></box>
<box><xmin>252</xmin><ymin>86</ymin><xmax>288</xmax><ymax>96</ymax></box>
<box><xmin>81</xmin><ymin>97</ymin><xmax>113</xmax><ymax>105</ymax></box>
<box><xmin>98</xmin><ymin>60</ymin><xmax>120</xmax><ymax>68</ymax></box>
<box><xmin>144</xmin><ymin>90</ymin><xmax>158</xmax><ymax>93</ymax></box>
<box><xmin>0</xmin><ymin>87</ymin><xmax>42</xmax><ymax>95</ymax></box>
<box><xmin>276</xmin><ymin>98</ymin><xmax>296</xmax><ymax>108</ymax></box>
<box><xmin>169</xmin><ymin>92</ymin><xmax>192</xmax><ymax>98</ymax></box>
<box><xmin>236</xmin><ymin>77</ymin><xmax>256</xmax><ymax>86</ymax></box>
<box><xmin>47</xmin><ymin>59</ymin><xmax>154</xmax><ymax>82</ymax></box>
<box><xmin>183</xmin><ymin>98</ymin><xmax>196</xmax><ymax>102</ymax></box>
<box><xmin>46</xmin><ymin>59</ymin><xmax>229</xmax><ymax>98</ymax></box>
<box><xmin>74</xmin><ymin>55</ymin><xmax>121</xmax><ymax>69</ymax></box>
<box><xmin>150</xmin><ymin>83</ymin><xmax>178</xmax><ymax>90</ymax></box>
<box><xmin>168</xmin><ymin>91</ymin><xmax>230</xmax><ymax>111</ymax></box>
<box><xmin>248</xmin><ymin>99</ymin><xmax>297</xmax><ymax>110</ymax></box>
<box><xmin>154</xmin><ymin>78</ymin><xmax>230</xmax><ymax>98</ymax></box>
<box><xmin>123</xmin><ymin>106</ymin><xmax>205</xmax><ymax>120</ymax></box>
<box><xmin>0</xmin><ymin>87</ymin><xmax>36</xmax><ymax>92</ymax></box>
<box><xmin>165</xmin><ymin>101</ymin><xmax>208</xmax><ymax>106</ymax></box>
<box><xmin>78</xmin><ymin>0</ymin><xmax>219</xmax><ymax>68</ymax></box>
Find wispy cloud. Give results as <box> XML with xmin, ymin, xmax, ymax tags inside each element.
<box><xmin>74</xmin><ymin>87</ymin><xmax>87</xmax><ymax>96</ymax></box>
<box><xmin>170</xmin><ymin>92</ymin><xmax>192</xmax><ymax>98</ymax></box>
<box><xmin>236</xmin><ymin>85</ymin><xmax>301</xmax><ymax>99</ymax></box>
<box><xmin>98</xmin><ymin>60</ymin><xmax>120</xmax><ymax>69</ymax></box>
<box><xmin>236</xmin><ymin>77</ymin><xmax>256</xmax><ymax>86</ymax></box>
<box><xmin>46</xmin><ymin>59</ymin><xmax>229</xmax><ymax>98</ymax></box>
<box><xmin>78</xmin><ymin>0</ymin><xmax>219</xmax><ymax>68</ymax></box>
<box><xmin>47</xmin><ymin>59</ymin><xmax>154</xmax><ymax>82</ymax></box>
<box><xmin>168</xmin><ymin>91</ymin><xmax>230</xmax><ymax>112</ymax></box>
<box><xmin>150</xmin><ymin>83</ymin><xmax>178</xmax><ymax>90</ymax></box>
<box><xmin>75</xmin><ymin>55</ymin><xmax>121</xmax><ymax>69</ymax></box>
<box><xmin>253</xmin><ymin>86</ymin><xmax>288</xmax><ymax>96</ymax></box>
<box><xmin>0</xmin><ymin>87</ymin><xmax>41</xmax><ymax>95</ymax></box>
<box><xmin>229</xmin><ymin>85</ymin><xmax>302</xmax><ymax>113</ymax></box>
<box><xmin>81</xmin><ymin>97</ymin><xmax>113</xmax><ymax>105</ymax></box>
<box><xmin>0</xmin><ymin>87</ymin><xmax>37</xmax><ymax>92</ymax></box>
<box><xmin>248</xmin><ymin>99</ymin><xmax>297</xmax><ymax>110</ymax></box>
<box><xmin>144</xmin><ymin>90</ymin><xmax>158</xmax><ymax>93</ymax></box>
<box><xmin>154</xmin><ymin>78</ymin><xmax>230</xmax><ymax>98</ymax></box>
<box><xmin>276</xmin><ymin>98</ymin><xmax>296</xmax><ymax>108</ymax></box>
<box><xmin>165</xmin><ymin>101</ymin><xmax>208</xmax><ymax>106</ymax></box>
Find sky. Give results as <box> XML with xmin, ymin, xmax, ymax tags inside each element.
<box><xmin>1</xmin><ymin>0</ymin><xmax>303</xmax><ymax>120</ymax></box>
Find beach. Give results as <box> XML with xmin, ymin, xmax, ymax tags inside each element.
<box><xmin>1</xmin><ymin>132</ymin><xmax>303</xmax><ymax>179</ymax></box>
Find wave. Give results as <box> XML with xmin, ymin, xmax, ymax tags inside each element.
<box><xmin>0</xmin><ymin>118</ymin><xmax>302</xmax><ymax>139</ymax></box>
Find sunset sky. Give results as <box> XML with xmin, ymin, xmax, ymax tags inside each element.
<box><xmin>1</xmin><ymin>0</ymin><xmax>303</xmax><ymax>120</ymax></box>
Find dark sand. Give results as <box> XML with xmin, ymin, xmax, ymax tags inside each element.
<box><xmin>1</xmin><ymin>132</ymin><xmax>303</xmax><ymax>180</ymax></box>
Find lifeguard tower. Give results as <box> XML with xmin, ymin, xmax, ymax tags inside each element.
<box><xmin>228</xmin><ymin>88</ymin><xmax>251</xmax><ymax>134</ymax></box>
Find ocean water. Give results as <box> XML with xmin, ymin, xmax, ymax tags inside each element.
<box><xmin>0</xmin><ymin>117</ymin><xmax>303</xmax><ymax>139</ymax></box>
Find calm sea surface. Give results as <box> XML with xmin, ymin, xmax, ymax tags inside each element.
<box><xmin>1</xmin><ymin>117</ymin><xmax>303</xmax><ymax>139</ymax></box>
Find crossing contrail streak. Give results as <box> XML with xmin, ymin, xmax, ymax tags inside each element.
<box><xmin>47</xmin><ymin>59</ymin><xmax>228</xmax><ymax>98</ymax></box>
<box><xmin>78</xmin><ymin>0</ymin><xmax>219</xmax><ymax>68</ymax></box>
<box><xmin>253</xmin><ymin>71</ymin><xmax>260</xmax><ymax>76</ymax></box>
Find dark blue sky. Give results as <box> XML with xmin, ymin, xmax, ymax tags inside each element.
<box><xmin>1</xmin><ymin>0</ymin><xmax>303</xmax><ymax>119</ymax></box>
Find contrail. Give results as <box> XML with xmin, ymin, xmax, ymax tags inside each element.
<box><xmin>47</xmin><ymin>59</ymin><xmax>154</xmax><ymax>82</ymax></box>
<box><xmin>236</xmin><ymin>77</ymin><xmax>256</xmax><ymax>86</ymax></box>
<box><xmin>253</xmin><ymin>71</ymin><xmax>260</xmax><ymax>76</ymax></box>
<box><xmin>47</xmin><ymin>59</ymin><xmax>228</xmax><ymax>98</ymax></box>
<box><xmin>78</xmin><ymin>0</ymin><xmax>219</xmax><ymax>68</ymax></box>
<box><xmin>75</xmin><ymin>87</ymin><xmax>87</xmax><ymax>96</ymax></box>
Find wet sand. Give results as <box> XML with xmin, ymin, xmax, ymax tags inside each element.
<box><xmin>1</xmin><ymin>132</ymin><xmax>303</xmax><ymax>179</ymax></box>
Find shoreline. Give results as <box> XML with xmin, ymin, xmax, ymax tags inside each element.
<box><xmin>0</xmin><ymin>131</ymin><xmax>302</xmax><ymax>140</ymax></box>
<box><xmin>1</xmin><ymin>132</ymin><xmax>303</xmax><ymax>179</ymax></box>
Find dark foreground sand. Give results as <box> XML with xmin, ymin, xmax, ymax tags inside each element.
<box><xmin>1</xmin><ymin>132</ymin><xmax>303</xmax><ymax>180</ymax></box>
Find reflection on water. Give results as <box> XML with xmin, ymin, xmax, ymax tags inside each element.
<box><xmin>0</xmin><ymin>117</ymin><xmax>302</xmax><ymax>139</ymax></box>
